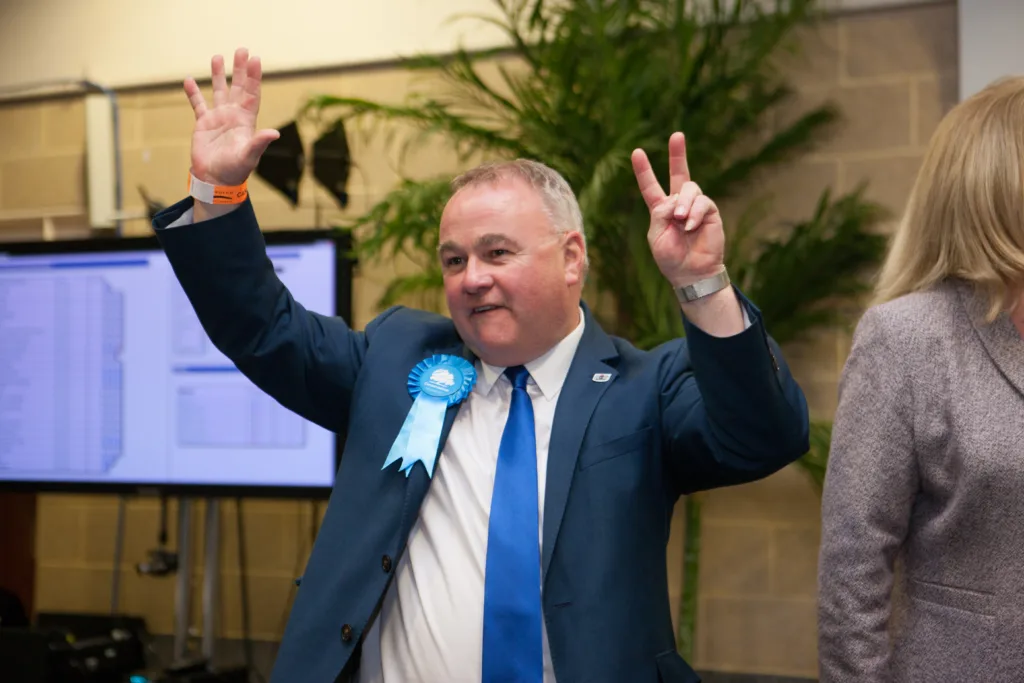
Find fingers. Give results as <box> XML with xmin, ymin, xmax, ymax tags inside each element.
<box><xmin>668</xmin><ymin>132</ymin><xmax>690</xmax><ymax>195</ymax></box>
<box><xmin>211</xmin><ymin>54</ymin><xmax>228</xmax><ymax>107</ymax></box>
<box><xmin>201</xmin><ymin>48</ymin><xmax>260</xmax><ymax>113</ymax></box>
<box><xmin>241</xmin><ymin>55</ymin><xmax>264</xmax><ymax>114</ymax></box>
<box><xmin>229</xmin><ymin>47</ymin><xmax>249</xmax><ymax>104</ymax></box>
<box><xmin>672</xmin><ymin>181</ymin><xmax>702</xmax><ymax>221</ymax></box>
<box><xmin>681</xmin><ymin>194</ymin><xmax>716</xmax><ymax>233</ymax></box>
<box><xmin>183</xmin><ymin>77</ymin><xmax>208</xmax><ymax>120</ymax></box>
<box><xmin>631</xmin><ymin>148</ymin><xmax>665</xmax><ymax>210</ymax></box>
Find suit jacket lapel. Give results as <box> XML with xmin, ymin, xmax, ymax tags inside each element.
<box><xmin>957</xmin><ymin>281</ymin><xmax>1024</xmax><ymax>399</ymax></box>
<box><xmin>397</xmin><ymin>341</ymin><xmax>478</xmax><ymax>544</ymax></box>
<box><xmin>542</xmin><ymin>307</ymin><xmax>619</xmax><ymax>579</ymax></box>
<box><xmin>392</xmin><ymin>316</ymin><xmax>622</xmax><ymax>578</ymax></box>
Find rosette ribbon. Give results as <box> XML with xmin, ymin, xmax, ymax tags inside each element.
<box><xmin>382</xmin><ymin>354</ymin><xmax>476</xmax><ymax>478</ymax></box>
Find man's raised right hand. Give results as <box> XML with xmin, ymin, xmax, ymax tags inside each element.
<box><xmin>184</xmin><ymin>48</ymin><xmax>279</xmax><ymax>189</ymax></box>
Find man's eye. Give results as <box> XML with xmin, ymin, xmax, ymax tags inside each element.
<box><xmin>489</xmin><ymin>249</ymin><xmax>509</xmax><ymax>258</ymax></box>
<box><xmin>444</xmin><ymin>256</ymin><xmax>464</xmax><ymax>267</ymax></box>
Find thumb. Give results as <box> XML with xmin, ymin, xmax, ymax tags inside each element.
<box><xmin>244</xmin><ymin>128</ymin><xmax>280</xmax><ymax>169</ymax></box>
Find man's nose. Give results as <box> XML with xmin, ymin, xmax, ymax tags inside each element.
<box><xmin>461</xmin><ymin>258</ymin><xmax>494</xmax><ymax>293</ymax></box>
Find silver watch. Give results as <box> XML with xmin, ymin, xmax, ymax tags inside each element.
<box><xmin>674</xmin><ymin>269</ymin><xmax>731</xmax><ymax>303</ymax></box>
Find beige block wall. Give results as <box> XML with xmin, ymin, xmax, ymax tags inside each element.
<box><xmin>2</xmin><ymin>1</ymin><xmax>956</xmax><ymax>676</ymax></box>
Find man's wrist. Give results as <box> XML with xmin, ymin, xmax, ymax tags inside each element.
<box><xmin>192</xmin><ymin>198</ymin><xmax>243</xmax><ymax>223</ymax></box>
<box><xmin>187</xmin><ymin>171</ymin><xmax>249</xmax><ymax>205</ymax></box>
<box><xmin>677</xmin><ymin>285</ymin><xmax>746</xmax><ymax>337</ymax></box>
<box><xmin>187</xmin><ymin>169</ymin><xmax>249</xmax><ymax>223</ymax></box>
<box><xmin>672</xmin><ymin>267</ymin><xmax>730</xmax><ymax>303</ymax></box>
<box><xmin>668</xmin><ymin>265</ymin><xmax>726</xmax><ymax>289</ymax></box>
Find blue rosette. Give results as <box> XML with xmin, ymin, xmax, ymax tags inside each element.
<box><xmin>382</xmin><ymin>354</ymin><xmax>476</xmax><ymax>478</ymax></box>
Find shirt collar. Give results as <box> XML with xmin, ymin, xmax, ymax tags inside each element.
<box><xmin>475</xmin><ymin>307</ymin><xmax>586</xmax><ymax>402</ymax></box>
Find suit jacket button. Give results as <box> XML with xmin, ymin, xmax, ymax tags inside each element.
<box><xmin>341</xmin><ymin>624</ymin><xmax>353</xmax><ymax>642</ymax></box>
<box><xmin>382</xmin><ymin>555</ymin><xmax>392</xmax><ymax>573</ymax></box>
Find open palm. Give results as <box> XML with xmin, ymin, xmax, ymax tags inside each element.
<box><xmin>631</xmin><ymin>133</ymin><xmax>725</xmax><ymax>288</ymax></box>
<box><xmin>185</xmin><ymin>49</ymin><xmax>280</xmax><ymax>187</ymax></box>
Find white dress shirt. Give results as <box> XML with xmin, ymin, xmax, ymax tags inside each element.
<box><xmin>356</xmin><ymin>310</ymin><xmax>586</xmax><ymax>683</ymax></box>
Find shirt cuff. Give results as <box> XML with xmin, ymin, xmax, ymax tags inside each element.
<box><xmin>159</xmin><ymin>205</ymin><xmax>195</xmax><ymax>230</ymax></box>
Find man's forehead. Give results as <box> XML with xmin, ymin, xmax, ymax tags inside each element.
<box><xmin>444</xmin><ymin>177</ymin><xmax>542</xmax><ymax>217</ymax></box>
<box><xmin>438</xmin><ymin>179</ymin><xmax>551</xmax><ymax>249</ymax></box>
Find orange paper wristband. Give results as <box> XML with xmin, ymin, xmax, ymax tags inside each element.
<box><xmin>187</xmin><ymin>172</ymin><xmax>248</xmax><ymax>205</ymax></box>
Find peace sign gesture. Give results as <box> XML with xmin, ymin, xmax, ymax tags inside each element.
<box><xmin>631</xmin><ymin>133</ymin><xmax>725</xmax><ymax>289</ymax></box>
<box><xmin>184</xmin><ymin>48</ymin><xmax>280</xmax><ymax>188</ymax></box>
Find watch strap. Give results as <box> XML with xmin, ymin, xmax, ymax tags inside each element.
<box><xmin>674</xmin><ymin>268</ymin><xmax>731</xmax><ymax>303</ymax></box>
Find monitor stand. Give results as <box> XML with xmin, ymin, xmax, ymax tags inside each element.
<box><xmin>173</xmin><ymin>497</ymin><xmax>221</xmax><ymax>666</ymax></box>
<box><xmin>108</xmin><ymin>496</ymin><xmax>249</xmax><ymax>681</ymax></box>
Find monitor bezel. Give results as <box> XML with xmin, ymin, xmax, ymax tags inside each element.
<box><xmin>0</xmin><ymin>228</ymin><xmax>353</xmax><ymax>500</ymax></box>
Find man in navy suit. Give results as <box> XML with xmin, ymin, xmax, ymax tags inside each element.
<box><xmin>156</xmin><ymin>49</ymin><xmax>809</xmax><ymax>683</ymax></box>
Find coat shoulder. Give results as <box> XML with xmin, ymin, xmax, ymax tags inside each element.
<box><xmin>854</xmin><ymin>283</ymin><xmax>963</xmax><ymax>356</ymax></box>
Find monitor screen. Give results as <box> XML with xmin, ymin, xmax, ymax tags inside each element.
<box><xmin>0</xmin><ymin>230</ymin><xmax>350</xmax><ymax>497</ymax></box>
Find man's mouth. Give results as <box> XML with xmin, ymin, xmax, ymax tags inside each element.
<box><xmin>471</xmin><ymin>305</ymin><xmax>503</xmax><ymax>315</ymax></box>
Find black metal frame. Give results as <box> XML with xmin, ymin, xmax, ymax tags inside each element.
<box><xmin>0</xmin><ymin>228</ymin><xmax>354</xmax><ymax>500</ymax></box>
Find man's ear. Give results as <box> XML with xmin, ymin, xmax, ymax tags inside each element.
<box><xmin>562</xmin><ymin>231</ymin><xmax>586</xmax><ymax>286</ymax></box>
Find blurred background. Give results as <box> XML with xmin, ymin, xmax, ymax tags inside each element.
<box><xmin>0</xmin><ymin>0</ymin><xmax>1018</xmax><ymax>681</ymax></box>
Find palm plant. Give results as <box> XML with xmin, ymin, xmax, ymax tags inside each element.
<box><xmin>305</xmin><ymin>0</ymin><xmax>887</xmax><ymax>664</ymax></box>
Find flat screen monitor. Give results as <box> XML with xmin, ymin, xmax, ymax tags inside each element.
<box><xmin>0</xmin><ymin>229</ymin><xmax>351</xmax><ymax>498</ymax></box>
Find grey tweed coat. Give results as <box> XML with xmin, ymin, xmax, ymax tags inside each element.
<box><xmin>818</xmin><ymin>279</ymin><xmax>1024</xmax><ymax>682</ymax></box>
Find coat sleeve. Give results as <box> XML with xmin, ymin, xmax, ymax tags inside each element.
<box><xmin>659</xmin><ymin>289</ymin><xmax>811</xmax><ymax>497</ymax></box>
<box><xmin>153</xmin><ymin>197</ymin><xmax>396</xmax><ymax>436</ymax></box>
<box><xmin>817</xmin><ymin>305</ymin><xmax>919</xmax><ymax>683</ymax></box>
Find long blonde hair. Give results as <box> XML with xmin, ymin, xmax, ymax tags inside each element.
<box><xmin>874</xmin><ymin>76</ymin><xmax>1024</xmax><ymax>320</ymax></box>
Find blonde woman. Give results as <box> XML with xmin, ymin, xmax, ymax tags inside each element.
<box><xmin>818</xmin><ymin>76</ymin><xmax>1024</xmax><ymax>682</ymax></box>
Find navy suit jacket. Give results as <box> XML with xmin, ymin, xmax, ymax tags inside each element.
<box><xmin>153</xmin><ymin>198</ymin><xmax>809</xmax><ymax>683</ymax></box>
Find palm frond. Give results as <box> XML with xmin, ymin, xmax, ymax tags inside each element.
<box><xmin>740</xmin><ymin>185</ymin><xmax>889</xmax><ymax>344</ymax></box>
<box><xmin>341</xmin><ymin>177</ymin><xmax>451</xmax><ymax>263</ymax></box>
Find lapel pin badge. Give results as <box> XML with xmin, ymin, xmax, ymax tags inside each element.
<box><xmin>592</xmin><ymin>373</ymin><xmax>611</xmax><ymax>383</ymax></box>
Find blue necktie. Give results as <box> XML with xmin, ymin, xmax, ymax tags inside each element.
<box><xmin>482</xmin><ymin>365</ymin><xmax>543</xmax><ymax>683</ymax></box>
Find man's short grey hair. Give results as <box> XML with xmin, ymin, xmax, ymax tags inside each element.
<box><xmin>450</xmin><ymin>159</ymin><xmax>589</xmax><ymax>271</ymax></box>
